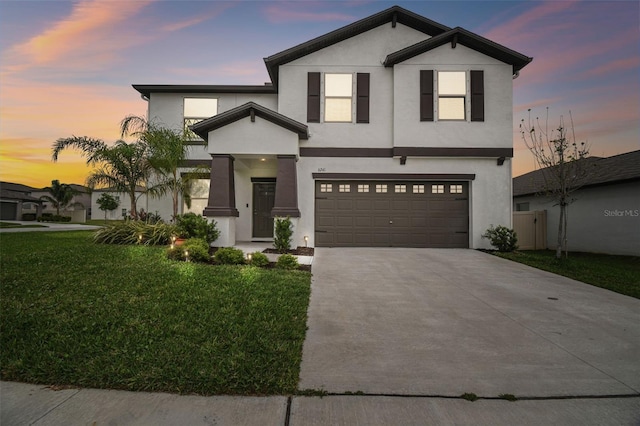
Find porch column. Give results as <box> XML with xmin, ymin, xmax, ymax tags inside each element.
<box><xmin>203</xmin><ymin>154</ymin><xmax>239</xmax><ymax>247</ymax></box>
<box><xmin>271</xmin><ymin>155</ymin><xmax>300</xmax><ymax>218</ymax></box>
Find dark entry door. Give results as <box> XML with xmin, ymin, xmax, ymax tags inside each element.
<box><xmin>253</xmin><ymin>182</ymin><xmax>276</xmax><ymax>238</ymax></box>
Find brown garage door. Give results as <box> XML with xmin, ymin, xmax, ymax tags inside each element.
<box><xmin>315</xmin><ymin>181</ymin><xmax>469</xmax><ymax>248</ymax></box>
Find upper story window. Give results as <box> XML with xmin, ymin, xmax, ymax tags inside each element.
<box><xmin>307</xmin><ymin>72</ymin><xmax>369</xmax><ymax>123</ymax></box>
<box><xmin>438</xmin><ymin>71</ymin><xmax>466</xmax><ymax>120</ymax></box>
<box><xmin>420</xmin><ymin>70</ymin><xmax>484</xmax><ymax>122</ymax></box>
<box><xmin>184</xmin><ymin>98</ymin><xmax>217</xmax><ymax>141</ymax></box>
<box><xmin>325</xmin><ymin>74</ymin><xmax>352</xmax><ymax>122</ymax></box>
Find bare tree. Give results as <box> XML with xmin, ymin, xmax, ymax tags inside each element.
<box><xmin>520</xmin><ymin>108</ymin><xmax>591</xmax><ymax>259</ymax></box>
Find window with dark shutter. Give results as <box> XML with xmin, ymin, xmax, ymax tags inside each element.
<box><xmin>470</xmin><ymin>70</ymin><xmax>484</xmax><ymax>122</ymax></box>
<box><xmin>420</xmin><ymin>70</ymin><xmax>434</xmax><ymax>121</ymax></box>
<box><xmin>356</xmin><ymin>73</ymin><xmax>370</xmax><ymax>123</ymax></box>
<box><xmin>307</xmin><ymin>72</ymin><xmax>320</xmax><ymax>123</ymax></box>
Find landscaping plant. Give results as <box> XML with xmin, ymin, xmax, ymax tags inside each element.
<box><xmin>175</xmin><ymin>213</ymin><xmax>219</xmax><ymax>243</ymax></box>
<box><xmin>167</xmin><ymin>238</ymin><xmax>210</xmax><ymax>263</ymax></box>
<box><xmin>214</xmin><ymin>247</ymin><xmax>245</xmax><ymax>265</ymax></box>
<box><xmin>276</xmin><ymin>253</ymin><xmax>299</xmax><ymax>270</ymax></box>
<box><xmin>96</xmin><ymin>193</ymin><xmax>119</xmax><ymax>223</ymax></box>
<box><xmin>274</xmin><ymin>216</ymin><xmax>293</xmax><ymax>253</ymax></box>
<box><xmin>248</xmin><ymin>251</ymin><xmax>270</xmax><ymax>267</ymax></box>
<box><xmin>482</xmin><ymin>225</ymin><xmax>518</xmax><ymax>252</ymax></box>
<box><xmin>93</xmin><ymin>221</ymin><xmax>177</xmax><ymax>245</ymax></box>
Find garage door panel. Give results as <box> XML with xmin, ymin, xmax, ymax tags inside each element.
<box><xmin>316</xmin><ymin>181</ymin><xmax>468</xmax><ymax>248</ymax></box>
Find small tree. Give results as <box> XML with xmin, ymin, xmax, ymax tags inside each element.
<box><xmin>520</xmin><ymin>108</ymin><xmax>591</xmax><ymax>259</ymax></box>
<box><xmin>274</xmin><ymin>217</ymin><xmax>293</xmax><ymax>253</ymax></box>
<box><xmin>39</xmin><ymin>180</ymin><xmax>78</xmax><ymax>215</ymax></box>
<box><xmin>96</xmin><ymin>193</ymin><xmax>119</xmax><ymax>223</ymax></box>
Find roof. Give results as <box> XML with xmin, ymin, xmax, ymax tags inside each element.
<box><xmin>133</xmin><ymin>84</ymin><xmax>276</xmax><ymax>99</ymax></box>
<box><xmin>0</xmin><ymin>181</ymin><xmax>38</xmax><ymax>194</ymax></box>
<box><xmin>383</xmin><ymin>27</ymin><xmax>532</xmax><ymax>73</ymax></box>
<box><xmin>0</xmin><ymin>189</ymin><xmax>41</xmax><ymax>202</ymax></box>
<box><xmin>513</xmin><ymin>150</ymin><xmax>640</xmax><ymax>197</ymax></box>
<box><xmin>191</xmin><ymin>102</ymin><xmax>309</xmax><ymax>140</ymax></box>
<box><xmin>263</xmin><ymin>5</ymin><xmax>451</xmax><ymax>88</ymax></box>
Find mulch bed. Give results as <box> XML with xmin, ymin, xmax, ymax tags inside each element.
<box><xmin>263</xmin><ymin>246</ymin><xmax>315</xmax><ymax>256</ymax></box>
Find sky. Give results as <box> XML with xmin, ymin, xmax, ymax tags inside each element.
<box><xmin>1</xmin><ymin>0</ymin><xmax>638</xmax><ymax>188</ymax></box>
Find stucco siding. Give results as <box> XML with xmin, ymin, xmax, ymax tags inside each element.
<box><xmin>296</xmin><ymin>156</ymin><xmax>512</xmax><ymax>249</ymax></box>
<box><xmin>206</xmin><ymin>116</ymin><xmax>299</xmax><ymax>156</ymax></box>
<box><xmin>514</xmin><ymin>181</ymin><xmax>640</xmax><ymax>256</ymax></box>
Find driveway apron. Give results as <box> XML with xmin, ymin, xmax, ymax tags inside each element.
<box><xmin>298</xmin><ymin>248</ymin><xmax>640</xmax><ymax>397</ymax></box>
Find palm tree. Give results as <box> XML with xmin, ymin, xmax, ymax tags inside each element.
<box><xmin>120</xmin><ymin>115</ymin><xmax>203</xmax><ymax>220</ymax></box>
<box><xmin>52</xmin><ymin>137</ymin><xmax>153</xmax><ymax>220</ymax></box>
<box><xmin>40</xmin><ymin>180</ymin><xmax>78</xmax><ymax>215</ymax></box>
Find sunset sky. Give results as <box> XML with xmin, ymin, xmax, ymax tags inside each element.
<box><xmin>1</xmin><ymin>0</ymin><xmax>638</xmax><ymax>188</ymax></box>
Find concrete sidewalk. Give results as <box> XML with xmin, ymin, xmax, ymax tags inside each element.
<box><xmin>2</xmin><ymin>381</ymin><xmax>639</xmax><ymax>425</ymax></box>
<box><xmin>0</xmin><ymin>221</ymin><xmax>101</xmax><ymax>233</ymax></box>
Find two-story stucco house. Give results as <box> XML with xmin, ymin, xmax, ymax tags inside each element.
<box><xmin>132</xmin><ymin>6</ymin><xmax>532</xmax><ymax>248</ymax></box>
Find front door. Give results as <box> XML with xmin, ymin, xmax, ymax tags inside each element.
<box><xmin>253</xmin><ymin>182</ymin><xmax>276</xmax><ymax>238</ymax></box>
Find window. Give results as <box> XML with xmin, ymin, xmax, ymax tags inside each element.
<box><xmin>413</xmin><ymin>184</ymin><xmax>425</xmax><ymax>194</ymax></box>
<box><xmin>431</xmin><ymin>184</ymin><xmax>444</xmax><ymax>194</ymax></box>
<box><xmin>339</xmin><ymin>184</ymin><xmax>351</xmax><ymax>193</ymax></box>
<box><xmin>516</xmin><ymin>202</ymin><xmax>530</xmax><ymax>212</ymax></box>
<box><xmin>395</xmin><ymin>184</ymin><xmax>406</xmax><ymax>193</ymax></box>
<box><xmin>325</xmin><ymin>74</ymin><xmax>352</xmax><ymax>122</ymax></box>
<box><xmin>184</xmin><ymin>98</ymin><xmax>218</xmax><ymax>141</ymax></box>
<box><xmin>450</xmin><ymin>184</ymin><xmax>463</xmax><ymax>194</ymax></box>
<box><xmin>357</xmin><ymin>184</ymin><xmax>369</xmax><ymax>193</ymax></box>
<box><xmin>438</xmin><ymin>71</ymin><xmax>466</xmax><ymax>120</ymax></box>
<box><xmin>320</xmin><ymin>183</ymin><xmax>333</xmax><ymax>193</ymax></box>
<box><xmin>376</xmin><ymin>184</ymin><xmax>387</xmax><ymax>193</ymax></box>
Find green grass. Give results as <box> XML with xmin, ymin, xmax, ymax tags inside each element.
<box><xmin>492</xmin><ymin>250</ymin><xmax>640</xmax><ymax>299</ymax></box>
<box><xmin>82</xmin><ymin>219</ymin><xmax>125</xmax><ymax>226</ymax></box>
<box><xmin>0</xmin><ymin>231</ymin><xmax>311</xmax><ymax>395</ymax></box>
<box><xmin>0</xmin><ymin>222</ymin><xmax>47</xmax><ymax>229</ymax></box>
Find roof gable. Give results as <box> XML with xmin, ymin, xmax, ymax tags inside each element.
<box><xmin>384</xmin><ymin>27</ymin><xmax>532</xmax><ymax>73</ymax></box>
<box><xmin>263</xmin><ymin>5</ymin><xmax>451</xmax><ymax>88</ymax></box>
<box><xmin>191</xmin><ymin>102</ymin><xmax>309</xmax><ymax>140</ymax></box>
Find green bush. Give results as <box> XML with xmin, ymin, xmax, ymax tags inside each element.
<box><xmin>482</xmin><ymin>225</ymin><xmax>518</xmax><ymax>252</ymax></box>
<box><xmin>214</xmin><ymin>247</ymin><xmax>245</xmax><ymax>265</ymax></box>
<box><xmin>274</xmin><ymin>216</ymin><xmax>293</xmax><ymax>253</ymax></box>
<box><xmin>276</xmin><ymin>254</ymin><xmax>299</xmax><ymax>270</ymax></box>
<box><xmin>38</xmin><ymin>214</ymin><xmax>71</xmax><ymax>223</ymax></box>
<box><xmin>248</xmin><ymin>251</ymin><xmax>270</xmax><ymax>267</ymax></box>
<box><xmin>93</xmin><ymin>221</ymin><xmax>178</xmax><ymax>245</ymax></box>
<box><xmin>21</xmin><ymin>213</ymin><xmax>36</xmax><ymax>221</ymax></box>
<box><xmin>167</xmin><ymin>238</ymin><xmax>210</xmax><ymax>263</ymax></box>
<box><xmin>175</xmin><ymin>213</ymin><xmax>219</xmax><ymax>243</ymax></box>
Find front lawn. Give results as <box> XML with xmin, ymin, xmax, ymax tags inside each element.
<box><xmin>0</xmin><ymin>222</ymin><xmax>46</xmax><ymax>229</ymax></box>
<box><xmin>492</xmin><ymin>250</ymin><xmax>640</xmax><ymax>299</ymax></box>
<box><xmin>0</xmin><ymin>231</ymin><xmax>311</xmax><ymax>395</ymax></box>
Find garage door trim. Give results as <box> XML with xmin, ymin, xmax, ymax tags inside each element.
<box><xmin>312</xmin><ymin>172</ymin><xmax>475</xmax><ymax>180</ymax></box>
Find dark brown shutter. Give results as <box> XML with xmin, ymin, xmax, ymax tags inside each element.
<box><xmin>307</xmin><ymin>72</ymin><xmax>320</xmax><ymax>123</ymax></box>
<box><xmin>356</xmin><ymin>73</ymin><xmax>370</xmax><ymax>123</ymax></box>
<box><xmin>420</xmin><ymin>70</ymin><xmax>434</xmax><ymax>121</ymax></box>
<box><xmin>470</xmin><ymin>70</ymin><xmax>484</xmax><ymax>122</ymax></box>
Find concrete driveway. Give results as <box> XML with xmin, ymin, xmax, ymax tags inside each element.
<box><xmin>299</xmin><ymin>248</ymin><xmax>640</xmax><ymax>398</ymax></box>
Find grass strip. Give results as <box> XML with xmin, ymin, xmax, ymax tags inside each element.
<box><xmin>492</xmin><ymin>250</ymin><xmax>640</xmax><ymax>299</ymax></box>
<box><xmin>0</xmin><ymin>231</ymin><xmax>311</xmax><ymax>395</ymax></box>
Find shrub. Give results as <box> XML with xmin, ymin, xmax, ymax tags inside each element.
<box><xmin>93</xmin><ymin>221</ymin><xmax>178</xmax><ymax>245</ymax></box>
<box><xmin>274</xmin><ymin>216</ymin><xmax>293</xmax><ymax>253</ymax></box>
<box><xmin>21</xmin><ymin>213</ymin><xmax>36</xmax><ymax>221</ymax></box>
<box><xmin>214</xmin><ymin>247</ymin><xmax>245</xmax><ymax>265</ymax></box>
<box><xmin>482</xmin><ymin>225</ymin><xmax>518</xmax><ymax>252</ymax></box>
<box><xmin>38</xmin><ymin>214</ymin><xmax>71</xmax><ymax>223</ymax></box>
<box><xmin>248</xmin><ymin>251</ymin><xmax>270</xmax><ymax>267</ymax></box>
<box><xmin>276</xmin><ymin>253</ymin><xmax>299</xmax><ymax>270</ymax></box>
<box><xmin>175</xmin><ymin>213</ymin><xmax>219</xmax><ymax>243</ymax></box>
<box><xmin>167</xmin><ymin>238</ymin><xmax>210</xmax><ymax>263</ymax></box>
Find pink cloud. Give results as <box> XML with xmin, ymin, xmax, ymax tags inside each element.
<box><xmin>5</xmin><ymin>0</ymin><xmax>154</xmax><ymax>73</ymax></box>
<box><xmin>264</xmin><ymin>4</ymin><xmax>355</xmax><ymax>24</ymax></box>
<box><xmin>580</xmin><ymin>57</ymin><xmax>640</xmax><ymax>78</ymax></box>
<box><xmin>161</xmin><ymin>3</ymin><xmax>234</xmax><ymax>32</ymax></box>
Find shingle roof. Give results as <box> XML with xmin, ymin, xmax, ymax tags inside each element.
<box><xmin>191</xmin><ymin>102</ymin><xmax>309</xmax><ymax>141</ymax></box>
<box><xmin>513</xmin><ymin>150</ymin><xmax>640</xmax><ymax>197</ymax></box>
<box><xmin>263</xmin><ymin>5</ymin><xmax>451</xmax><ymax>88</ymax></box>
<box><xmin>132</xmin><ymin>85</ymin><xmax>276</xmax><ymax>99</ymax></box>
<box><xmin>383</xmin><ymin>27</ymin><xmax>532</xmax><ymax>73</ymax></box>
<box><xmin>0</xmin><ymin>181</ymin><xmax>38</xmax><ymax>194</ymax></box>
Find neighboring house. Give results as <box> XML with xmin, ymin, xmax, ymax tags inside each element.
<box><xmin>0</xmin><ymin>182</ymin><xmax>42</xmax><ymax>220</ymax></box>
<box><xmin>30</xmin><ymin>184</ymin><xmax>92</xmax><ymax>220</ymax></box>
<box><xmin>90</xmin><ymin>187</ymin><xmax>149</xmax><ymax>220</ymax></box>
<box><xmin>133</xmin><ymin>6</ymin><xmax>532</xmax><ymax>248</ymax></box>
<box><xmin>513</xmin><ymin>150</ymin><xmax>640</xmax><ymax>256</ymax></box>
